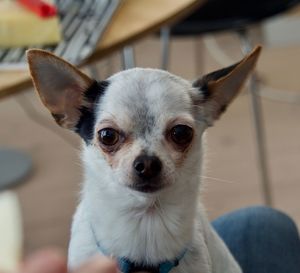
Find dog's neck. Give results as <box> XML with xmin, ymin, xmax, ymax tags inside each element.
<box><xmin>81</xmin><ymin>153</ymin><xmax>203</xmax><ymax>265</ymax></box>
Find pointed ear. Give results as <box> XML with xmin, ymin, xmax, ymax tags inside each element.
<box><xmin>192</xmin><ymin>46</ymin><xmax>261</xmax><ymax>125</ymax></box>
<box><xmin>27</xmin><ymin>49</ymin><xmax>96</xmax><ymax>130</ymax></box>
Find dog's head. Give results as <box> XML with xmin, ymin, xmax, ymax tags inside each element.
<box><xmin>27</xmin><ymin>47</ymin><xmax>260</xmax><ymax>196</ymax></box>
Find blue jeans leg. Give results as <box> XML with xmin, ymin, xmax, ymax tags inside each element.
<box><xmin>212</xmin><ymin>206</ymin><xmax>300</xmax><ymax>273</ymax></box>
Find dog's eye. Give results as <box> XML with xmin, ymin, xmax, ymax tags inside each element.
<box><xmin>98</xmin><ymin>128</ymin><xmax>119</xmax><ymax>146</ymax></box>
<box><xmin>170</xmin><ymin>125</ymin><xmax>193</xmax><ymax>146</ymax></box>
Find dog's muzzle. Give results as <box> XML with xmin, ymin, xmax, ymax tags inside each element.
<box><xmin>131</xmin><ymin>155</ymin><xmax>163</xmax><ymax>193</ymax></box>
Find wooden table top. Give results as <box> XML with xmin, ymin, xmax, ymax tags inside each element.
<box><xmin>0</xmin><ymin>0</ymin><xmax>202</xmax><ymax>100</ymax></box>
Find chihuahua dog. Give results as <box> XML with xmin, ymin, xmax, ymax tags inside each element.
<box><xmin>27</xmin><ymin>46</ymin><xmax>261</xmax><ymax>273</ymax></box>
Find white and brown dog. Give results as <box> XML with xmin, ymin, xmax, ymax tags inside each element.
<box><xmin>27</xmin><ymin>46</ymin><xmax>261</xmax><ymax>273</ymax></box>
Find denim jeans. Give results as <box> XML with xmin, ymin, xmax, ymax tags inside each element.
<box><xmin>212</xmin><ymin>206</ymin><xmax>300</xmax><ymax>273</ymax></box>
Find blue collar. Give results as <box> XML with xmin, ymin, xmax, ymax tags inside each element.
<box><xmin>91</xmin><ymin>224</ymin><xmax>187</xmax><ymax>273</ymax></box>
<box><xmin>116</xmin><ymin>249</ymin><xmax>187</xmax><ymax>273</ymax></box>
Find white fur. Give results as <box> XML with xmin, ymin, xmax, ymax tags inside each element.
<box><xmin>68</xmin><ymin>68</ymin><xmax>242</xmax><ymax>273</ymax></box>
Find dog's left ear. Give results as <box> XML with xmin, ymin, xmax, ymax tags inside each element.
<box><xmin>27</xmin><ymin>49</ymin><xmax>96</xmax><ymax>130</ymax></box>
<box><xmin>192</xmin><ymin>46</ymin><xmax>261</xmax><ymax>125</ymax></box>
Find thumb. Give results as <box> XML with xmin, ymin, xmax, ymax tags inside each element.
<box><xmin>19</xmin><ymin>248</ymin><xmax>67</xmax><ymax>273</ymax></box>
<box><xmin>72</xmin><ymin>256</ymin><xmax>118</xmax><ymax>273</ymax></box>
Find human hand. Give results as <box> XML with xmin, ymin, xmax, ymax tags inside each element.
<box><xmin>15</xmin><ymin>249</ymin><xmax>117</xmax><ymax>273</ymax></box>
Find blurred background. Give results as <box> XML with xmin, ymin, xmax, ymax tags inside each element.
<box><xmin>0</xmin><ymin>0</ymin><xmax>300</xmax><ymax>266</ymax></box>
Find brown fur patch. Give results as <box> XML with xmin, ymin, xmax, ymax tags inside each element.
<box><xmin>107</xmin><ymin>140</ymin><xmax>134</xmax><ymax>169</ymax></box>
<box><xmin>163</xmin><ymin>138</ymin><xmax>194</xmax><ymax>168</ymax></box>
<box><xmin>93</xmin><ymin>130</ymin><xmax>134</xmax><ymax>170</ymax></box>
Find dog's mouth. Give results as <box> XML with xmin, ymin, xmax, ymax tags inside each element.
<box><xmin>129</xmin><ymin>183</ymin><xmax>164</xmax><ymax>193</ymax></box>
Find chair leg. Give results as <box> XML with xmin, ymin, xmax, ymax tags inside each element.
<box><xmin>103</xmin><ymin>56</ymin><xmax>115</xmax><ymax>78</ymax></box>
<box><xmin>122</xmin><ymin>46</ymin><xmax>135</xmax><ymax>70</ymax></box>
<box><xmin>238</xmin><ymin>29</ymin><xmax>273</xmax><ymax>206</ymax></box>
<box><xmin>160</xmin><ymin>26</ymin><xmax>171</xmax><ymax>70</ymax></box>
<box><xmin>194</xmin><ymin>37</ymin><xmax>204</xmax><ymax>77</ymax></box>
<box><xmin>88</xmin><ymin>63</ymin><xmax>100</xmax><ymax>79</ymax></box>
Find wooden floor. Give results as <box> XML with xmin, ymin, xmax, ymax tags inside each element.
<box><xmin>1</xmin><ymin>33</ymin><xmax>300</xmax><ymax>256</ymax></box>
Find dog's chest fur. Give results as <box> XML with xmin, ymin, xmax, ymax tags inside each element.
<box><xmin>69</xmin><ymin>185</ymin><xmax>213</xmax><ymax>273</ymax></box>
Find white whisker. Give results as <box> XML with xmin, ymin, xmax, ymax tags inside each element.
<box><xmin>200</xmin><ymin>175</ymin><xmax>237</xmax><ymax>184</ymax></box>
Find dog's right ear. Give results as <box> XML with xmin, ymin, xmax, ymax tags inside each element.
<box><xmin>27</xmin><ymin>49</ymin><xmax>97</xmax><ymax>131</ymax></box>
<box><xmin>192</xmin><ymin>46</ymin><xmax>261</xmax><ymax>126</ymax></box>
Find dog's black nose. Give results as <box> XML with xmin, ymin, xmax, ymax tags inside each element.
<box><xmin>133</xmin><ymin>155</ymin><xmax>162</xmax><ymax>180</ymax></box>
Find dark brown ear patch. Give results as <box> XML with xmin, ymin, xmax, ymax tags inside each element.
<box><xmin>84</xmin><ymin>80</ymin><xmax>109</xmax><ymax>103</ymax></box>
<box><xmin>75</xmin><ymin>80</ymin><xmax>110</xmax><ymax>143</ymax></box>
<box><xmin>192</xmin><ymin>61</ymin><xmax>240</xmax><ymax>102</ymax></box>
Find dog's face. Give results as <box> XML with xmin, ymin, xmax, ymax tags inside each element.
<box><xmin>27</xmin><ymin>47</ymin><xmax>260</xmax><ymax>195</ymax></box>
<box><xmin>91</xmin><ymin>69</ymin><xmax>201</xmax><ymax>193</ymax></box>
